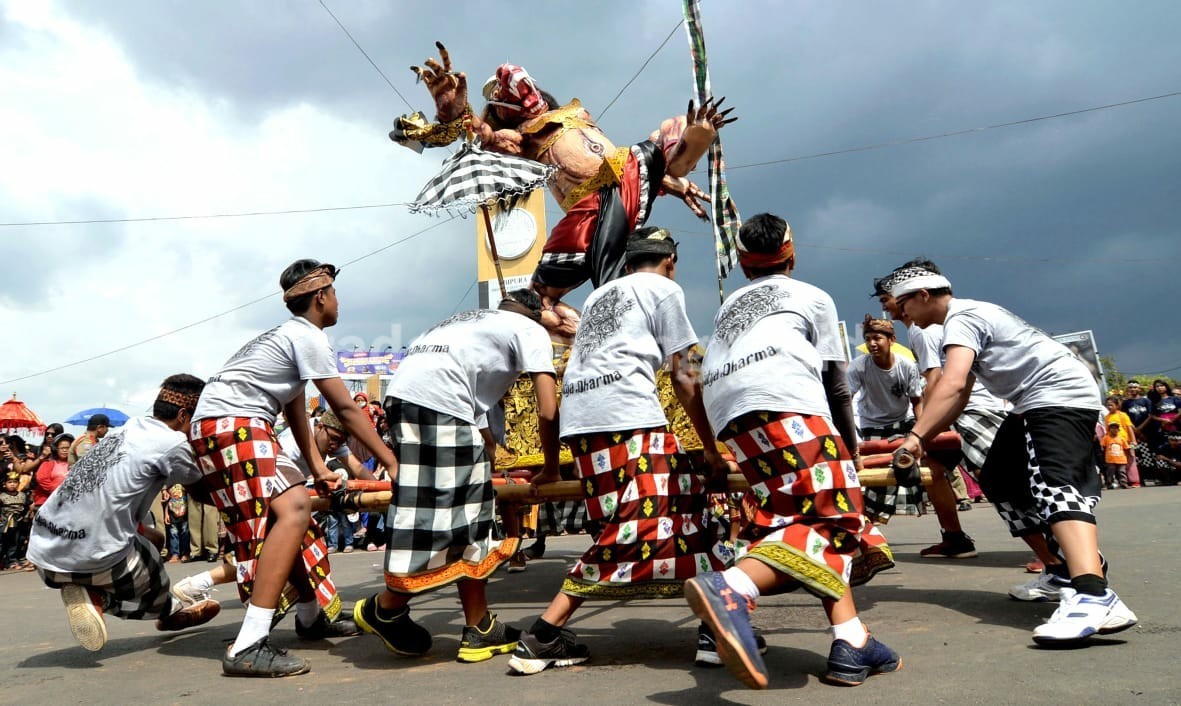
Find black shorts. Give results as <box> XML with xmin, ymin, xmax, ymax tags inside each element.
<box><xmin>978</xmin><ymin>406</ymin><xmax>1101</xmax><ymax>532</ymax></box>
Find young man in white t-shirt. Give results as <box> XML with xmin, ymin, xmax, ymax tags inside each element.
<box><xmin>889</xmin><ymin>262</ymin><xmax>1137</xmax><ymax>645</ymax></box>
<box><xmin>29</xmin><ymin>375</ymin><xmax>221</xmax><ymax>652</ymax></box>
<box><xmin>684</xmin><ymin>213</ymin><xmax>899</xmax><ymax>690</ymax></box>
<box><xmin>509</xmin><ymin>228</ymin><xmax>731</xmax><ymax>676</ymax></box>
<box><xmin>189</xmin><ymin>259</ymin><xmax>398</xmax><ymax>677</ymax></box>
<box><xmin>848</xmin><ymin>314</ymin><xmax>925</xmax><ymax>523</ymax></box>
<box><xmin>352</xmin><ymin>290</ymin><xmax>561</xmax><ymax>666</ymax></box>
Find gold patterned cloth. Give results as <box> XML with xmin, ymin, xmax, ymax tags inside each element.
<box><xmin>559</xmin><ymin>427</ymin><xmax>726</xmax><ymax>600</ymax></box>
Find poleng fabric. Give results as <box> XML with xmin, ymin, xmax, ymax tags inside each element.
<box><xmin>560</xmin><ymin>428</ymin><xmax>725</xmax><ymax>599</ymax></box>
<box><xmin>534</xmin><ymin>141</ymin><xmax>665</xmax><ymax>291</ymax></box>
<box><xmin>381</xmin><ymin>400</ymin><xmax>516</xmax><ymax>593</ymax></box>
<box><xmin>953</xmin><ymin>408</ymin><xmax>1007</xmax><ymax>473</ymax></box>
<box><xmin>978</xmin><ymin>407</ymin><xmax>1102</xmax><ymax>536</ymax></box>
<box><xmin>188</xmin><ymin>417</ymin><xmax>340</xmax><ymax>618</ymax></box>
<box><xmin>38</xmin><ymin>534</ymin><xmax>175</xmax><ymax>620</ymax></box>
<box><xmin>719</xmin><ymin>412</ymin><xmax>894</xmax><ymax>600</ymax></box>
<box><xmin>859</xmin><ymin>420</ymin><xmax>924</xmax><ymax>524</ymax></box>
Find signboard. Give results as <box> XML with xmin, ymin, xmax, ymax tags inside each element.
<box><xmin>335</xmin><ymin>349</ymin><xmax>404</xmax><ymax>375</ymax></box>
<box><xmin>1052</xmin><ymin>330</ymin><xmax>1106</xmax><ymax>390</ymax></box>
<box><xmin>476</xmin><ymin>190</ymin><xmax>547</xmax><ymax>309</ymax></box>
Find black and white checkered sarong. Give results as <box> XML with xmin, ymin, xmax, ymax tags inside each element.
<box><xmin>860</xmin><ymin>420</ymin><xmax>924</xmax><ymax>523</ymax></box>
<box><xmin>954</xmin><ymin>408</ymin><xmax>1007</xmax><ymax>472</ymax></box>
<box><xmin>381</xmin><ymin>399</ymin><xmax>513</xmax><ymax>592</ymax></box>
<box><xmin>37</xmin><ymin>534</ymin><xmax>174</xmax><ymax>620</ymax></box>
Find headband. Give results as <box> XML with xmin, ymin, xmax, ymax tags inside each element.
<box><xmin>737</xmin><ymin>221</ymin><xmax>794</xmax><ymax>268</ymax></box>
<box><xmin>157</xmin><ymin>388</ymin><xmax>201</xmax><ymax>412</ymax></box>
<box><xmin>862</xmin><ymin>314</ymin><xmax>895</xmax><ymax>337</ymax></box>
<box><xmin>887</xmin><ymin>267</ymin><xmax>952</xmax><ymax>298</ymax></box>
<box><xmin>283</xmin><ymin>264</ymin><xmax>337</xmax><ymax>302</ymax></box>
<box><xmin>625</xmin><ymin>228</ymin><xmax>678</xmax><ymax>262</ymax></box>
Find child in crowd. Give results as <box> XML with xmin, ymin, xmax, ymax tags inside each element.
<box><xmin>1100</xmin><ymin>422</ymin><xmax>1130</xmax><ymax>490</ymax></box>
<box><xmin>1</xmin><ymin>472</ymin><xmax>30</xmax><ymax>571</ymax></box>
<box><xmin>163</xmin><ymin>484</ymin><xmax>190</xmax><ymax>562</ymax></box>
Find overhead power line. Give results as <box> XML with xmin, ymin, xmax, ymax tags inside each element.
<box><xmin>318</xmin><ymin>0</ymin><xmax>416</xmax><ymax>112</ymax></box>
<box><xmin>599</xmin><ymin>18</ymin><xmax>684</xmax><ymax>120</ymax></box>
<box><xmin>6</xmin><ymin>88</ymin><xmax>1177</xmax><ymax>229</ymax></box>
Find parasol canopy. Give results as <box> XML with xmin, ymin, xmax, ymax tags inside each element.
<box><xmin>409</xmin><ymin>141</ymin><xmax>556</xmax><ymax>216</ymax></box>
<box><xmin>0</xmin><ymin>395</ymin><xmax>45</xmax><ymax>432</ymax></box>
<box><xmin>65</xmin><ymin>407</ymin><xmax>129</xmax><ymax>427</ymax></box>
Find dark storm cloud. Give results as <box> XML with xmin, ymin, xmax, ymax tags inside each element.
<box><xmin>46</xmin><ymin>0</ymin><xmax>1181</xmax><ymax>377</ymax></box>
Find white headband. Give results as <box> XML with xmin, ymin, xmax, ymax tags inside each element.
<box><xmin>889</xmin><ymin>272</ymin><xmax>952</xmax><ymax>298</ymax></box>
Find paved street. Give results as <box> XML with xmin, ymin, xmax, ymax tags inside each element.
<box><xmin>3</xmin><ymin>486</ymin><xmax>1179</xmax><ymax>705</ymax></box>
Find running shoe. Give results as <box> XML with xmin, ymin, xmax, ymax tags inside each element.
<box><xmin>353</xmin><ymin>594</ymin><xmax>432</xmax><ymax>656</ymax></box>
<box><xmin>821</xmin><ymin>633</ymin><xmax>902</xmax><ymax>686</ymax></box>
<box><xmin>1009</xmin><ymin>570</ymin><xmax>1070</xmax><ymax>602</ymax></box>
<box><xmin>222</xmin><ymin>637</ymin><xmax>310</xmax><ymax>677</ymax></box>
<box><xmin>508</xmin><ymin>628</ymin><xmax>590</xmax><ymax>675</ymax></box>
<box><xmin>457</xmin><ymin>614</ymin><xmax>521</xmax><ymax>663</ymax></box>
<box><xmin>170</xmin><ymin>576</ymin><xmax>212</xmax><ymax>607</ymax></box>
<box><xmin>695</xmin><ymin>622</ymin><xmax>768</xmax><ymax>667</ymax></box>
<box><xmin>684</xmin><ymin>572</ymin><xmax>768</xmax><ymax>689</ymax></box>
<box><xmin>1031</xmin><ymin>587</ymin><xmax>1138</xmax><ymax>644</ymax></box>
<box><xmin>61</xmin><ymin>584</ymin><xmax>108</xmax><ymax>651</ymax></box>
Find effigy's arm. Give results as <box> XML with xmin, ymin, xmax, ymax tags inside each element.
<box><xmin>663</xmin><ymin>98</ymin><xmax>736</xmax><ymax>177</ymax></box>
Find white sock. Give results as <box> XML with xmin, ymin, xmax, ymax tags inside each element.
<box><xmin>722</xmin><ymin>567</ymin><xmax>761</xmax><ymax>602</ymax></box>
<box><xmin>229</xmin><ymin>605</ymin><xmax>275</xmax><ymax>657</ymax></box>
<box><xmin>830</xmin><ymin>616</ymin><xmax>867</xmax><ymax>647</ymax></box>
<box><xmin>295</xmin><ymin>600</ymin><xmax>321</xmax><ymax>627</ymax></box>
<box><xmin>190</xmin><ymin>572</ymin><xmax>215</xmax><ymax>592</ymax></box>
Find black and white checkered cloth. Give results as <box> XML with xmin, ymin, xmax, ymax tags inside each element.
<box><xmin>954</xmin><ymin>408</ymin><xmax>1007</xmax><ymax>472</ymax></box>
<box><xmin>860</xmin><ymin>420</ymin><xmax>925</xmax><ymax>523</ymax></box>
<box><xmin>382</xmin><ymin>399</ymin><xmax>499</xmax><ymax>582</ymax></box>
<box><xmin>37</xmin><ymin>534</ymin><xmax>174</xmax><ymax>620</ymax></box>
<box><xmin>410</xmin><ymin>142</ymin><xmax>557</xmax><ymax>216</ymax></box>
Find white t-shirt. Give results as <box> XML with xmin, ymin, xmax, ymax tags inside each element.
<box><xmin>847</xmin><ymin>352</ymin><xmax>923</xmax><ymax>428</ymax></box>
<box><xmin>909</xmin><ymin>323</ymin><xmax>1005</xmax><ymax>413</ymax></box>
<box><xmin>560</xmin><ymin>272</ymin><xmax>697</xmax><ymax>437</ymax></box>
<box><xmin>702</xmin><ymin>275</ymin><xmax>844</xmax><ymax>431</ymax></box>
<box><xmin>27</xmin><ymin>417</ymin><xmax>201</xmax><ymax>573</ymax></box>
<box><xmin>388</xmin><ymin>309</ymin><xmax>555</xmax><ymax>426</ymax></box>
<box><xmin>276</xmin><ymin>422</ymin><xmax>350</xmax><ymax>477</ymax></box>
<box><xmin>941</xmin><ymin>298</ymin><xmax>1100</xmax><ymax>413</ymax></box>
<box><xmin>195</xmin><ymin>317</ymin><xmax>338</xmax><ymax>424</ymax></box>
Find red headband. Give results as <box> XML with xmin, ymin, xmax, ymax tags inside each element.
<box><xmin>738</xmin><ymin>240</ymin><xmax>794</xmax><ymax>268</ymax></box>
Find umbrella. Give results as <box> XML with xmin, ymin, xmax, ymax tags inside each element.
<box><xmin>410</xmin><ymin>141</ymin><xmax>556</xmax><ymax>298</ymax></box>
<box><xmin>65</xmin><ymin>407</ymin><xmax>129</xmax><ymax>427</ymax></box>
<box><xmin>0</xmin><ymin>394</ymin><xmax>45</xmax><ymax>432</ymax></box>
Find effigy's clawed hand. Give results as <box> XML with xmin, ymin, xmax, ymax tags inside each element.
<box><xmin>409</xmin><ymin>41</ymin><xmax>469</xmax><ymax>122</ymax></box>
<box><xmin>662</xmin><ymin>175</ymin><xmax>711</xmax><ymax>220</ymax></box>
<box><xmin>687</xmin><ymin>97</ymin><xmax>738</xmax><ymax>133</ymax></box>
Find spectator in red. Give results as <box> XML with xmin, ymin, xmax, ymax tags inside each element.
<box><xmin>31</xmin><ymin>434</ymin><xmax>74</xmax><ymax>513</ymax></box>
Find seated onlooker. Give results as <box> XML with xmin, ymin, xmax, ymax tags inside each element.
<box><xmin>1153</xmin><ymin>431</ymin><xmax>1181</xmax><ymax>485</ymax></box>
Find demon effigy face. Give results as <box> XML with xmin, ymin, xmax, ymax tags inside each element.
<box><xmin>482</xmin><ymin>64</ymin><xmax>549</xmax><ymax>120</ymax></box>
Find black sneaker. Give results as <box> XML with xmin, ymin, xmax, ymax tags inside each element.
<box><xmin>352</xmin><ymin>594</ymin><xmax>432</xmax><ymax>656</ymax></box>
<box><xmin>821</xmin><ymin>634</ymin><xmax>901</xmax><ymax>686</ymax></box>
<box><xmin>919</xmin><ymin>530</ymin><xmax>978</xmax><ymax>559</ymax></box>
<box><xmin>695</xmin><ymin>622</ymin><xmax>768</xmax><ymax>667</ymax></box>
<box><xmin>507</xmin><ymin>629</ymin><xmax>591</xmax><ymax>675</ymax></box>
<box><xmin>296</xmin><ymin>611</ymin><xmax>362</xmax><ymax>640</ymax></box>
<box><xmin>222</xmin><ymin>637</ymin><xmax>310</xmax><ymax>678</ymax></box>
<box><xmin>456</xmin><ymin>614</ymin><xmax>521</xmax><ymax>663</ymax></box>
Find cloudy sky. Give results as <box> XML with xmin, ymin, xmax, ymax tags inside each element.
<box><xmin>2</xmin><ymin>0</ymin><xmax>1179</xmax><ymax>429</ymax></box>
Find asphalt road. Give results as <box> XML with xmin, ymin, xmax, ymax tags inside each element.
<box><xmin>3</xmin><ymin>486</ymin><xmax>1179</xmax><ymax>705</ymax></box>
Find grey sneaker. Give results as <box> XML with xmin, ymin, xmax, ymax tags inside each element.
<box><xmin>222</xmin><ymin>637</ymin><xmax>310</xmax><ymax>677</ymax></box>
<box><xmin>507</xmin><ymin>629</ymin><xmax>590</xmax><ymax>675</ymax></box>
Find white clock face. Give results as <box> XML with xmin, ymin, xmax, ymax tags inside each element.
<box><xmin>486</xmin><ymin>207</ymin><xmax>538</xmax><ymax>260</ymax></box>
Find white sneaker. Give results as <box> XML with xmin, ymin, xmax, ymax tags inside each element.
<box><xmin>171</xmin><ymin>576</ymin><xmax>212</xmax><ymax>607</ymax></box>
<box><xmin>1031</xmin><ymin>587</ymin><xmax>1138</xmax><ymax>643</ymax></box>
<box><xmin>1009</xmin><ymin>570</ymin><xmax>1069</xmax><ymax>602</ymax></box>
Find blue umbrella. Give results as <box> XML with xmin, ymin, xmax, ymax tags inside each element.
<box><xmin>65</xmin><ymin>407</ymin><xmax>129</xmax><ymax>427</ymax></box>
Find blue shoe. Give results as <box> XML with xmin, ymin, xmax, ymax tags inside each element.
<box><xmin>684</xmin><ymin>572</ymin><xmax>768</xmax><ymax>689</ymax></box>
<box><xmin>822</xmin><ymin>634</ymin><xmax>901</xmax><ymax>686</ymax></box>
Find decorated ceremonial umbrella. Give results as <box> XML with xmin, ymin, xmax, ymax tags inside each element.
<box><xmin>409</xmin><ymin>141</ymin><xmax>556</xmax><ymax>298</ymax></box>
<box><xmin>66</xmin><ymin>406</ymin><xmax>129</xmax><ymax>427</ymax></box>
<box><xmin>0</xmin><ymin>394</ymin><xmax>45</xmax><ymax>433</ymax></box>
